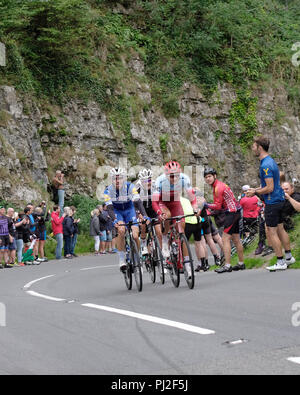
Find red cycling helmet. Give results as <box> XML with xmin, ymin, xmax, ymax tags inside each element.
<box><xmin>164</xmin><ymin>160</ymin><xmax>181</xmax><ymax>175</ymax></box>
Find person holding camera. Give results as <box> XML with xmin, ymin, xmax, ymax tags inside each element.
<box><xmin>34</xmin><ymin>202</ymin><xmax>51</xmax><ymax>263</ymax></box>
<box><xmin>52</xmin><ymin>170</ymin><xmax>65</xmax><ymax>215</ymax></box>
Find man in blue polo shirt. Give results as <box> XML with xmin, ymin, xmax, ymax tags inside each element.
<box><xmin>247</xmin><ymin>136</ymin><xmax>295</xmax><ymax>271</ymax></box>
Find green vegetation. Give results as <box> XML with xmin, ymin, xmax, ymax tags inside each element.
<box><xmin>64</xmin><ymin>194</ymin><xmax>101</xmax><ymax>233</ymax></box>
<box><xmin>1</xmin><ymin>0</ymin><xmax>300</xmax><ymax>140</ymax></box>
<box><xmin>229</xmin><ymin>90</ymin><xmax>258</xmax><ymax>151</ymax></box>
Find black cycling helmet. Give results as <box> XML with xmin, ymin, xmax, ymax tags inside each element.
<box><xmin>204</xmin><ymin>167</ymin><xmax>217</xmax><ymax>177</ymax></box>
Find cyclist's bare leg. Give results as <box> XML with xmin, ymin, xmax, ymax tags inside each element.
<box><xmin>277</xmin><ymin>223</ymin><xmax>291</xmax><ymax>251</ymax></box>
<box><xmin>155</xmin><ymin>223</ymin><xmax>163</xmax><ymax>247</ymax></box>
<box><xmin>195</xmin><ymin>240</ymin><xmax>206</xmax><ymax>261</ymax></box>
<box><xmin>204</xmin><ymin>233</ymin><xmax>219</xmax><ymax>256</ymax></box>
<box><xmin>140</xmin><ymin>223</ymin><xmax>147</xmax><ymax>240</ymax></box>
<box><xmin>212</xmin><ymin>232</ymin><xmax>223</xmax><ymax>251</ymax></box>
<box><xmin>132</xmin><ymin>226</ymin><xmax>140</xmax><ymax>250</ymax></box>
<box><xmin>177</xmin><ymin>221</ymin><xmax>189</xmax><ymax>258</ymax></box>
<box><xmin>231</xmin><ymin>233</ymin><xmax>244</xmax><ymax>262</ymax></box>
<box><xmin>162</xmin><ymin>207</ymin><xmax>171</xmax><ymax>236</ymax></box>
<box><xmin>201</xmin><ymin>237</ymin><xmax>209</xmax><ymax>259</ymax></box>
<box><xmin>116</xmin><ymin>222</ymin><xmax>126</xmax><ymax>252</ymax></box>
<box><xmin>222</xmin><ymin>232</ymin><xmax>232</xmax><ymax>265</ymax></box>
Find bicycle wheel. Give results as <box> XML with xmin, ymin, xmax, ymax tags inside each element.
<box><xmin>180</xmin><ymin>233</ymin><xmax>194</xmax><ymax>289</ymax></box>
<box><xmin>123</xmin><ymin>263</ymin><xmax>132</xmax><ymax>290</ymax></box>
<box><xmin>131</xmin><ymin>240</ymin><xmax>143</xmax><ymax>292</ymax></box>
<box><xmin>153</xmin><ymin>235</ymin><xmax>165</xmax><ymax>284</ymax></box>
<box><xmin>145</xmin><ymin>253</ymin><xmax>156</xmax><ymax>283</ymax></box>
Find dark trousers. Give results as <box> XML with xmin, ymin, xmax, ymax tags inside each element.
<box><xmin>64</xmin><ymin>235</ymin><xmax>72</xmax><ymax>256</ymax></box>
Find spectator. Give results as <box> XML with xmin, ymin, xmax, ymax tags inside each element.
<box><xmin>247</xmin><ymin>136</ymin><xmax>295</xmax><ymax>271</ymax></box>
<box><xmin>90</xmin><ymin>209</ymin><xmax>102</xmax><ymax>255</ymax></box>
<box><xmin>16</xmin><ymin>211</ymin><xmax>29</xmax><ymax>266</ymax></box>
<box><xmin>0</xmin><ymin>206</ymin><xmax>13</xmax><ymax>268</ymax></box>
<box><xmin>6</xmin><ymin>208</ymin><xmax>18</xmax><ymax>266</ymax></box>
<box><xmin>52</xmin><ymin>170</ymin><xmax>65</xmax><ymax>214</ymax></box>
<box><xmin>239</xmin><ymin>185</ymin><xmax>260</xmax><ymax>238</ymax></box>
<box><xmin>281</xmin><ymin>182</ymin><xmax>300</xmax><ymax>229</ymax></box>
<box><xmin>97</xmin><ymin>205</ymin><xmax>108</xmax><ymax>255</ymax></box>
<box><xmin>51</xmin><ymin>205</ymin><xmax>66</xmax><ymax>260</ymax></box>
<box><xmin>285</xmin><ymin>193</ymin><xmax>300</xmax><ymax>212</ymax></box>
<box><xmin>62</xmin><ymin>207</ymin><xmax>74</xmax><ymax>259</ymax></box>
<box><xmin>102</xmin><ymin>204</ymin><xmax>114</xmax><ymax>253</ymax></box>
<box><xmin>34</xmin><ymin>205</ymin><xmax>50</xmax><ymax>263</ymax></box>
<box><xmin>70</xmin><ymin>206</ymin><xmax>80</xmax><ymax>257</ymax></box>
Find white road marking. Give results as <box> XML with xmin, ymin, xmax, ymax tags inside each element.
<box><xmin>26</xmin><ymin>290</ymin><xmax>66</xmax><ymax>302</ymax></box>
<box><xmin>24</xmin><ymin>271</ymin><xmax>216</xmax><ymax>336</ymax></box>
<box><xmin>24</xmin><ymin>275</ymin><xmax>55</xmax><ymax>290</ymax></box>
<box><xmin>80</xmin><ymin>265</ymin><xmax>116</xmax><ymax>271</ymax></box>
<box><xmin>24</xmin><ymin>275</ymin><xmax>66</xmax><ymax>302</ymax></box>
<box><xmin>82</xmin><ymin>303</ymin><xmax>215</xmax><ymax>335</ymax></box>
<box><xmin>287</xmin><ymin>357</ymin><xmax>300</xmax><ymax>365</ymax></box>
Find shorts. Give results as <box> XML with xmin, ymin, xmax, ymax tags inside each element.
<box><xmin>185</xmin><ymin>223</ymin><xmax>202</xmax><ymax>242</ymax></box>
<box><xmin>209</xmin><ymin>218</ymin><xmax>219</xmax><ymax>236</ymax></box>
<box><xmin>0</xmin><ymin>235</ymin><xmax>9</xmax><ymax>250</ymax></box>
<box><xmin>100</xmin><ymin>230</ymin><xmax>107</xmax><ymax>242</ymax></box>
<box><xmin>159</xmin><ymin>200</ymin><xmax>184</xmax><ymax>222</ymax></box>
<box><xmin>37</xmin><ymin>231</ymin><xmax>47</xmax><ymax>241</ymax></box>
<box><xmin>114</xmin><ymin>207</ymin><xmax>139</xmax><ymax>228</ymax></box>
<box><xmin>144</xmin><ymin>206</ymin><xmax>158</xmax><ymax>219</ymax></box>
<box><xmin>223</xmin><ymin>211</ymin><xmax>241</xmax><ymax>235</ymax></box>
<box><xmin>8</xmin><ymin>238</ymin><xmax>17</xmax><ymax>251</ymax></box>
<box><xmin>264</xmin><ymin>201</ymin><xmax>285</xmax><ymax>227</ymax></box>
<box><xmin>106</xmin><ymin>231</ymin><xmax>113</xmax><ymax>242</ymax></box>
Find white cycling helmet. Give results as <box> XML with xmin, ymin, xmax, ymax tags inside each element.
<box><xmin>138</xmin><ymin>169</ymin><xmax>153</xmax><ymax>180</ymax></box>
<box><xmin>110</xmin><ymin>167</ymin><xmax>126</xmax><ymax>177</ymax></box>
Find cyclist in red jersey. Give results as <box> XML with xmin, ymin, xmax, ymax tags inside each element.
<box><xmin>201</xmin><ymin>168</ymin><xmax>244</xmax><ymax>273</ymax></box>
<box><xmin>152</xmin><ymin>161</ymin><xmax>199</xmax><ymax>277</ymax></box>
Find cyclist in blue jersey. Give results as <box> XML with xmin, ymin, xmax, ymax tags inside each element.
<box><xmin>247</xmin><ymin>136</ymin><xmax>295</xmax><ymax>271</ymax></box>
<box><xmin>103</xmin><ymin>168</ymin><xmax>147</xmax><ymax>271</ymax></box>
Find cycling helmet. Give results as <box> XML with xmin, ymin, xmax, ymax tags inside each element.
<box><xmin>110</xmin><ymin>167</ymin><xmax>126</xmax><ymax>177</ymax></box>
<box><xmin>164</xmin><ymin>160</ymin><xmax>181</xmax><ymax>175</ymax></box>
<box><xmin>203</xmin><ymin>167</ymin><xmax>217</xmax><ymax>177</ymax></box>
<box><xmin>138</xmin><ymin>169</ymin><xmax>153</xmax><ymax>180</ymax></box>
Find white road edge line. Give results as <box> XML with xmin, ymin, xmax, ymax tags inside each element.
<box><xmin>287</xmin><ymin>357</ymin><xmax>300</xmax><ymax>365</ymax></box>
<box><xmin>82</xmin><ymin>303</ymin><xmax>215</xmax><ymax>335</ymax></box>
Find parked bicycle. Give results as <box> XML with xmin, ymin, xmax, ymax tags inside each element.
<box><xmin>164</xmin><ymin>214</ymin><xmax>195</xmax><ymax>289</ymax></box>
<box><xmin>118</xmin><ymin>221</ymin><xmax>143</xmax><ymax>292</ymax></box>
<box><xmin>231</xmin><ymin>217</ymin><xmax>259</xmax><ymax>256</ymax></box>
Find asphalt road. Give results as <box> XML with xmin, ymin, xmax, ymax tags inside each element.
<box><xmin>0</xmin><ymin>251</ymin><xmax>300</xmax><ymax>376</ymax></box>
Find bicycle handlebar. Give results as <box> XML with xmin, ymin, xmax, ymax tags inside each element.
<box><xmin>164</xmin><ymin>213</ymin><xmax>197</xmax><ymax>222</ymax></box>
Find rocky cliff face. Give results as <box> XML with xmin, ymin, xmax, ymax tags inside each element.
<box><xmin>0</xmin><ymin>78</ymin><xmax>299</xmax><ymax>206</ymax></box>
